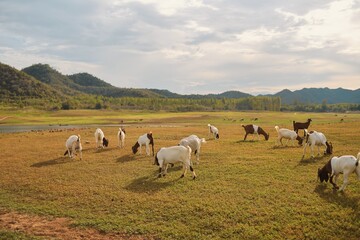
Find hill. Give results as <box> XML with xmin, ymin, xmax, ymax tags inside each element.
<box><xmin>22</xmin><ymin>64</ymin><xmax>161</xmax><ymax>98</ymax></box>
<box><xmin>2</xmin><ymin>61</ymin><xmax>360</xmax><ymax>111</ymax></box>
<box><xmin>0</xmin><ymin>63</ymin><xmax>65</xmax><ymax>106</ymax></box>
<box><xmin>67</xmin><ymin>73</ymin><xmax>112</xmax><ymax>87</ymax></box>
<box><xmin>274</xmin><ymin>88</ymin><xmax>360</xmax><ymax>104</ymax></box>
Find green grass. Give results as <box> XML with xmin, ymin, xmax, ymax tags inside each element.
<box><xmin>0</xmin><ymin>111</ymin><xmax>360</xmax><ymax>239</ymax></box>
<box><xmin>0</xmin><ymin>230</ymin><xmax>42</xmax><ymax>240</ymax></box>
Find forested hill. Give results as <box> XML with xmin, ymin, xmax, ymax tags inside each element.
<box><xmin>147</xmin><ymin>89</ymin><xmax>252</xmax><ymax>99</ymax></box>
<box><xmin>273</xmin><ymin>88</ymin><xmax>360</xmax><ymax>104</ymax></box>
<box><xmin>67</xmin><ymin>73</ymin><xmax>113</xmax><ymax>87</ymax></box>
<box><xmin>0</xmin><ymin>62</ymin><xmax>65</xmax><ymax>106</ymax></box>
<box><xmin>1</xmin><ymin>61</ymin><xmax>359</xmax><ymax>112</ymax></box>
<box><xmin>19</xmin><ymin>63</ymin><xmax>360</xmax><ymax>104</ymax></box>
<box><xmin>22</xmin><ymin>64</ymin><xmax>161</xmax><ymax>98</ymax></box>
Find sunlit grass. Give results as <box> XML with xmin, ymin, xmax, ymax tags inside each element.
<box><xmin>0</xmin><ymin>111</ymin><xmax>360</xmax><ymax>239</ymax></box>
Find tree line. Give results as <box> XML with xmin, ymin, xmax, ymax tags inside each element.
<box><xmin>1</xmin><ymin>95</ymin><xmax>282</xmax><ymax>112</ymax></box>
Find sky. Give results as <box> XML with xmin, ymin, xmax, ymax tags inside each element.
<box><xmin>0</xmin><ymin>0</ymin><xmax>359</xmax><ymax>95</ymax></box>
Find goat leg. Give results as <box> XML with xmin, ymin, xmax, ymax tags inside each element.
<box><xmin>330</xmin><ymin>175</ymin><xmax>339</xmax><ymax>189</ymax></box>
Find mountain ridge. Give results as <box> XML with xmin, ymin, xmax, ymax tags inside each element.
<box><xmin>1</xmin><ymin>61</ymin><xmax>360</xmax><ymax>105</ymax></box>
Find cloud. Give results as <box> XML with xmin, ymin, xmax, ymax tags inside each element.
<box><xmin>0</xmin><ymin>0</ymin><xmax>359</xmax><ymax>95</ymax></box>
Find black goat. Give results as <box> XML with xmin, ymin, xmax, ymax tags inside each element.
<box><xmin>293</xmin><ymin>118</ymin><xmax>312</xmax><ymax>136</ymax></box>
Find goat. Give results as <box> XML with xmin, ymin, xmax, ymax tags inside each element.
<box><xmin>154</xmin><ymin>145</ymin><xmax>196</xmax><ymax>179</ymax></box>
<box><xmin>208</xmin><ymin>124</ymin><xmax>219</xmax><ymax>139</ymax></box>
<box><xmin>94</xmin><ymin>128</ymin><xmax>109</xmax><ymax>148</ymax></box>
<box><xmin>132</xmin><ymin>132</ymin><xmax>154</xmax><ymax>156</ymax></box>
<box><xmin>302</xmin><ymin>130</ymin><xmax>332</xmax><ymax>159</ymax></box>
<box><xmin>117</xmin><ymin>127</ymin><xmax>126</xmax><ymax>148</ymax></box>
<box><xmin>242</xmin><ymin>124</ymin><xmax>269</xmax><ymax>141</ymax></box>
<box><xmin>318</xmin><ymin>153</ymin><xmax>360</xmax><ymax>191</ymax></box>
<box><xmin>274</xmin><ymin>126</ymin><xmax>303</xmax><ymax>146</ymax></box>
<box><xmin>293</xmin><ymin>118</ymin><xmax>312</xmax><ymax>136</ymax></box>
<box><xmin>179</xmin><ymin>135</ymin><xmax>206</xmax><ymax>164</ymax></box>
<box><xmin>64</xmin><ymin>135</ymin><xmax>82</xmax><ymax>160</ymax></box>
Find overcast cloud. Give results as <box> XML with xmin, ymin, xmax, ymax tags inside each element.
<box><xmin>0</xmin><ymin>0</ymin><xmax>359</xmax><ymax>95</ymax></box>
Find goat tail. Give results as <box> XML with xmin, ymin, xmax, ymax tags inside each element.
<box><xmin>154</xmin><ymin>153</ymin><xmax>159</xmax><ymax>166</ymax></box>
<box><xmin>356</xmin><ymin>152</ymin><xmax>360</xmax><ymax>167</ymax></box>
<box><xmin>274</xmin><ymin>126</ymin><xmax>279</xmax><ymax>133</ymax></box>
<box><xmin>207</xmin><ymin>124</ymin><xmax>211</xmax><ymax>127</ymax></box>
<box><xmin>186</xmin><ymin>146</ymin><xmax>192</xmax><ymax>160</ymax></box>
<box><xmin>241</xmin><ymin>124</ymin><xmax>245</xmax><ymax>128</ymax></box>
<box><xmin>201</xmin><ymin>138</ymin><xmax>206</xmax><ymax>143</ymax></box>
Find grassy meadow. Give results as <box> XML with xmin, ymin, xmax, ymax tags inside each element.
<box><xmin>0</xmin><ymin>110</ymin><xmax>360</xmax><ymax>239</ymax></box>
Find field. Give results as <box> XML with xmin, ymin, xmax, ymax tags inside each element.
<box><xmin>0</xmin><ymin>110</ymin><xmax>360</xmax><ymax>239</ymax></box>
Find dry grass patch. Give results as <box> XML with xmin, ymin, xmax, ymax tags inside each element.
<box><xmin>0</xmin><ymin>111</ymin><xmax>360</xmax><ymax>239</ymax></box>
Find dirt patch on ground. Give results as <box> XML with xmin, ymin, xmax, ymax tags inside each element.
<box><xmin>0</xmin><ymin>211</ymin><xmax>151</xmax><ymax>240</ymax></box>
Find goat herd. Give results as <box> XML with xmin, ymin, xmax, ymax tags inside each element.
<box><xmin>63</xmin><ymin>118</ymin><xmax>360</xmax><ymax>192</ymax></box>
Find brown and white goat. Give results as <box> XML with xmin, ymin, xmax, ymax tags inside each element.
<box><xmin>64</xmin><ymin>134</ymin><xmax>82</xmax><ymax>160</ymax></box>
<box><xmin>132</xmin><ymin>132</ymin><xmax>154</xmax><ymax>156</ymax></box>
<box><xmin>293</xmin><ymin>118</ymin><xmax>312</xmax><ymax>136</ymax></box>
<box><xmin>302</xmin><ymin>130</ymin><xmax>332</xmax><ymax>159</ymax></box>
<box><xmin>117</xmin><ymin>127</ymin><xmax>126</xmax><ymax>148</ymax></box>
<box><xmin>242</xmin><ymin>124</ymin><xmax>269</xmax><ymax>141</ymax></box>
<box><xmin>208</xmin><ymin>124</ymin><xmax>219</xmax><ymax>139</ymax></box>
<box><xmin>318</xmin><ymin>153</ymin><xmax>360</xmax><ymax>191</ymax></box>
<box><xmin>95</xmin><ymin>128</ymin><xmax>109</xmax><ymax>148</ymax></box>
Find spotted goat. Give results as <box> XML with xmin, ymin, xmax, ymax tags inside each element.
<box><xmin>117</xmin><ymin>127</ymin><xmax>126</xmax><ymax>148</ymax></box>
<box><xmin>95</xmin><ymin>128</ymin><xmax>109</xmax><ymax>149</ymax></box>
<box><xmin>64</xmin><ymin>134</ymin><xmax>82</xmax><ymax>160</ymax></box>
<box><xmin>132</xmin><ymin>132</ymin><xmax>154</xmax><ymax>156</ymax></box>
<box><xmin>318</xmin><ymin>153</ymin><xmax>360</xmax><ymax>191</ymax></box>
<box><xmin>302</xmin><ymin>129</ymin><xmax>333</xmax><ymax>159</ymax></box>
<box><xmin>242</xmin><ymin>124</ymin><xmax>269</xmax><ymax>141</ymax></box>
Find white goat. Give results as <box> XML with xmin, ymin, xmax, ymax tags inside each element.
<box><xmin>318</xmin><ymin>153</ymin><xmax>360</xmax><ymax>191</ymax></box>
<box><xmin>302</xmin><ymin>130</ymin><xmax>333</xmax><ymax>159</ymax></box>
<box><xmin>64</xmin><ymin>135</ymin><xmax>82</xmax><ymax>160</ymax></box>
<box><xmin>132</xmin><ymin>132</ymin><xmax>154</xmax><ymax>156</ymax></box>
<box><xmin>154</xmin><ymin>145</ymin><xmax>196</xmax><ymax>179</ymax></box>
<box><xmin>274</xmin><ymin>126</ymin><xmax>303</xmax><ymax>146</ymax></box>
<box><xmin>117</xmin><ymin>127</ymin><xmax>126</xmax><ymax>148</ymax></box>
<box><xmin>94</xmin><ymin>128</ymin><xmax>109</xmax><ymax>149</ymax></box>
<box><xmin>179</xmin><ymin>135</ymin><xmax>206</xmax><ymax>164</ymax></box>
<box><xmin>208</xmin><ymin>124</ymin><xmax>219</xmax><ymax>139</ymax></box>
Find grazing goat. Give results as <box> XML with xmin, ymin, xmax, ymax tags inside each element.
<box><xmin>95</xmin><ymin>128</ymin><xmax>109</xmax><ymax>148</ymax></box>
<box><xmin>154</xmin><ymin>145</ymin><xmax>196</xmax><ymax>179</ymax></box>
<box><xmin>208</xmin><ymin>124</ymin><xmax>219</xmax><ymax>139</ymax></box>
<box><xmin>274</xmin><ymin>126</ymin><xmax>303</xmax><ymax>146</ymax></box>
<box><xmin>318</xmin><ymin>153</ymin><xmax>360</xmax><ymax>191</ymax></box>
<box><xmin>64</xmin><ymin>135</ymin><xmax>82</xmax><ymax>160</ymax></box>
<box><xmin>132</xmin><ymin>132</ymin><xmax>154</xmax><ymax>156</ymax></box>
<box><xmin>293</xmin><ymin>118</ymin><xmax>312</xmax><ymax>136</ymax></box>
<box><xmin>302</xmin><ymin>130</ymin><xmax>332</xmax><ymax>159</ymax></box>
<box><xmin>242</xmin><ymin>124</ymin><xmax>269</xmax><ymax>141</ymax></box>
<box><xmin>179</xmin><ymin>135</ymin><xmax>206</xmax><ymax>164</ymax></box>
<box><xmin>117</xmin><ymin>127</ymin><xmax>126</xmax><ymax>148</ymax></box>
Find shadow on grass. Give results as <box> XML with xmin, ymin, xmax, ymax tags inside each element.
<box><xmin>116</xmin><ymin>154</ymin><xmax>137</xmax><ymax>163</ymax></box>
<box><xmin>314</xmin><ymin>184</ymin><xmax>359</xmax><ymax>214</ymax></box>
<box><xmin>271</xmin><ymin>145</ymin><xmax>302</xmax><ymax>149</ymax></box>
<box><xmin>297</xmin><ymin>155</ymin><xmax>331</xmax><ymax>166</ymax></box>
<box><xmin>124</xmin><ymin>170</ymin><xmax>182</xmax><ymax>193</ymax></box>
<box><xmin>235</xmin><ymin>140</ymin><xmax>256</xmax><ymax>143</ymax></box>
<box><xmin>94</xmin><ymin>147</ymin><xmax>117</xmax><ymax>153</ymax></box>
<box><xmin>31</xmin><ymin>157</ymin><xmax>77</xmax><ymax>168</ymax></box>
